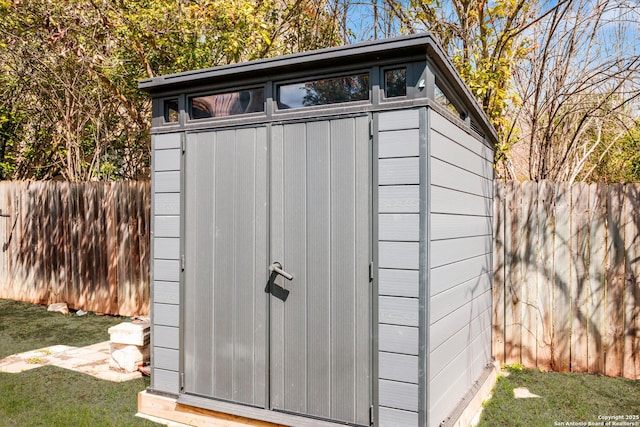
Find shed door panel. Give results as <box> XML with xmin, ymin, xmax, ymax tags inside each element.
<box><xmin>182</xmin><ymin>117</ymin><xmax>371</xmax><ymax>425</ymax></box>
<box><xmin>269</xmin><ymin>117</ymin><xmax>371</xmax><ymax>425</ymax></box>
<box><xmin>183</xmin><ymin>128</ymin><xmax>269</xmax><ymax>407</ymax></box>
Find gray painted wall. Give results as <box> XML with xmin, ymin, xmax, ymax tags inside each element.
<box><xmin>377</xmin><ymin>109</ymin><xmax>421</xmax><ymax>427</ymax></box>
<box><xmin>151</xmin><ymin>133</ymin><xmax>182</xmax><ymax>395</ymax></box>
<box><xmin>427</xmin><ymin>109</ymin><xmax>493</xmax><ymax>426</ymax></box>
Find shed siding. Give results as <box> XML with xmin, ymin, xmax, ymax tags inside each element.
<box><xmin>151</xmin><ymin>133</ymin><xmax>182</xmax><ymax>395</ymax></box>
<box><xmin>377</xmin><ymin>110</ymin><xmax>420</xmax><ymax>426</ymax></box>
<box><xmin>428</xmin><ymin>109</ymin><xmax>493</xmax><ymax>425</ymax></box>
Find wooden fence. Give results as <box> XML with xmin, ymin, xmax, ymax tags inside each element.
<box><xmin>0</xmin><ymin>181</ymin><xmax>150</xmax><ymax>317</ymax></box>
<box><xmin>1</xmin><ymin>179</ymin><xmax>637</xmax><ymax>376</ymax></box>
<box><xmin>493</xmin><ymin>181</ymin><xmax>640</xmax><ymax>379</ymax></box>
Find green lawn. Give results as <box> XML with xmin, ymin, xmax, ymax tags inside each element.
<box><xmin>0</xmin><ymin>299</ymin><xmax>156</xmax><ymax>426</ymax></box>
<box><xmin>478</xmin><ymin>365</ymin><xmax>640</xmax><ymax>427</ymax></box>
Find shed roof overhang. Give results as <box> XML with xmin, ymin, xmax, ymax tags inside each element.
<box><xmin>139</xmin><ymin>33</ymin><xmax>499</xmax><ymax>146</ymax></box>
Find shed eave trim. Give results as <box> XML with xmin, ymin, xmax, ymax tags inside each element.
<box><xmin>138</xmin><ymin>33</ymin><xmax>436</xmax><ymax>91</ymax></box>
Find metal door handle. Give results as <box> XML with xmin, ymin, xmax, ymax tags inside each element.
<box><xmin>269</xmin><ymin>262</ymin><xmax>293</xmax><ymax>280</ymax></box>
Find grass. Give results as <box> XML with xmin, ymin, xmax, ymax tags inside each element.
<box><xmin>0</xmin><ymin>299</ymin><xmax>156</xmax><ymax>426</ymax></box>
<box><xmin>0</xmin><ymin>299</ymin><xmax>128</xmax><ymax>359</ymax></box>
<box><xmin>478</xmin><ymin>365</ymin><xmax>640</xmax><ymax>427</ymax></box>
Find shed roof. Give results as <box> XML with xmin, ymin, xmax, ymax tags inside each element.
<box><xmin>139</xmin><ymin>33</ymin><xmax>499</xmax><ymax>145</ymax></box>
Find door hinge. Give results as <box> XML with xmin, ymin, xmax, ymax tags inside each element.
<box><xmin>181</xmin><ymin>254</ymin><xmax>185</xmax><ymax>272</ymax></box>
<box><xmin>369</xmin><ymin>261</ymin><xmax>374</xmax><ymax>282</ymax></box>
<box><xmin>180</xmin><ymin>372</ymin><xmax>185</xmax><ymax>392</ymax></box>
<box><xmin>180</xmin><ymin>135</ymin><xmax>186</xmax><ymax>154</ymax></box>
<box><xmin>369</xmin><ymin>120</ymin><xmax>374</xmax><ymax>138</ymax></box>
<box><xmin>369</xmin><ymin>405</ymin><xmax>375</xmax><ymax>426</ymax></box>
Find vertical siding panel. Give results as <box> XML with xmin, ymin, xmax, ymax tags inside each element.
<box><xmin>269</xmin><ymin>124</ymin><xmax>285</xmax><ymax>410</ymax></box>
<box><xmin>253</xmin><ymin>127</ymin><xmax>268</xmax><ymax>405</ymax></box>
<box><xmin>588</xmin><ymin>183</ymin><xmax>607</xmax><ymax>375</ymax></box>
<box><xmin>212</xmin><ymin>130</ymin><xmax>235</xmax><ymax>400</ymax></box>
<box><xmin>305</xmin><ymin>120</ymin><xmax>331</xmax><ymax>417</ymax></box>
<box><xmin>233</xmin><ymin>128</ymin><xmax>257</xmax><ymax>403</ymax></box>
<box><xmin>283</xmin><ymin>122</ymin><xmax>308</xmax><ymax>413</ymax></box>
<box><xmin>605</xmin><ymin>184</ymin><xmax>625</xmax><ymax>377</ymax></box>
<box><xmin>330</xmin><ymin>117</ymin><xmax>356</xmax><ymax>421</ymax></box>
<box><xmin>571</xmin><ymin>183</ymin><xmax>590</xmax><ymax>372</ymax></box>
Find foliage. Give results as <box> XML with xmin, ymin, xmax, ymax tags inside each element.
<box><xmin>357</xmin><ymin>0</ymin><xmax>640</xmax><ymax>182</ymax></box>
<box><xmin>384</xmin><ymin>0</ymin><xmax>534</xmax><ymax>146</ymax></box>
<box><xmin>583</xmin><ymin>121</ymin><xmax>640</xmax><ymax>183</ymax></box>
<box><xmin>507</xmin><ymin>0</ymin><xmax>640</xmax><ymax>182</ymax></box>
<box><xmin>0</xmin><ymin>0</ymin><xmax>341</xmax><ymax>181</ymax></box>
<box><xmin>3</xmin><ymin>0</ymin><xmax>638</xmax><ymax>183</ymax></box>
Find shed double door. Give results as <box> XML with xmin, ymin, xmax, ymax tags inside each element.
<box><xmin>182</xmin><ymin>116</ymin><xmax>371</xmax><ymax>426</ymax></box>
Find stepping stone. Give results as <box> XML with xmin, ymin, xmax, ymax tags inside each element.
<box><xmin>514</xmin><ymin>387</ymin><xmax>541</xmax><ymax>399</ymax></box>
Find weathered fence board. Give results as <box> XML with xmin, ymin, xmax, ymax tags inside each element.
<box><xmin>571</xmin><ymin>182</ymin><xmax>589</xmax><ymax>373</ymax></box>
<box><xmin>0</xmin><ymin>181</ymin><xmax>150</xmax><ymax>316</ymax></box>
<box><xmin>553</xmin><ymin>182</ymin><xmax>571</xmax><ymax>372</ymax></box>
<box><xmin>492</xmin><ymin>182</ymin><xmax>506</xmax><ymax>364</ymax></box>
<box><xmin>606</xmin><ymin>184</ymin><xmax>625</xmax><ymax>377</ymax></box>
<box><xmin>504</xmin><ymin>181</ymin><xmax>522</xmax><ymax>365</ymax></box>
<box><xmin>537</xmin><ymin>181</ymin><xmax>554</xmax><ymax>370</ymax></box>
<box><xmin>588</xmin><ymin>183</ymin><xmax>607</xmax><ymax>374</ymax></box>
<box><xmin>623</xmin><ymin>184</ymin><xmax>640</xmax><ymax>379</ymax></box>
<box><xmin>494</xmin><ymin>180</ymin><xmax>640</xmax><ymax>379</ymax></box>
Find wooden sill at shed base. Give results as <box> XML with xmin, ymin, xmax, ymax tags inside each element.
<box><xmin>137</xmin><ymin>391</ymin><xmax>285</xmax><ymax>427</ymax></box>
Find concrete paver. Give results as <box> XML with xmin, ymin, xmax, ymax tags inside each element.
<box><xmin>0</xmin><ymin>341</ymin><xmax>143</xmax><ymax>382</ymax></box>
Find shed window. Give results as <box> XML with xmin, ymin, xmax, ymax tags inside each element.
<box><xmin>384</xmin><ymin>68</ymin><xmax>407</xmax><ymax>98</ymax></box>
<box><xmin>190</xmin><ymin>88</ymin><xmax>264</xmax><ymax>119</ymax></box>
<box><xmin>164</xmin><ymin>99</ymin><xmax>179</xmax><ymax>123</ymax></box>
<box><xmin>277</xmin><ymin>73</ymin><xmax>370</xmax><ymax>109</ymax></box>
<box><xmin>434</xmin><ymin>83</ymin><xmax>462</xmax><ymax>118</ymax></box>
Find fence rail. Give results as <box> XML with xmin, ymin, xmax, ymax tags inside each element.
<box><xmin>0</xmin><ymin>181</ymin><xmax>150</xmax><ymax>316</ymax></box>
<box><xmin>493</xmin><ymin>181</ymin><xmax>640</xmax><ymax>379</ymax></box>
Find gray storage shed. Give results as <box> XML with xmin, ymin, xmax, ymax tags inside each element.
<box><xmin>139</xmin><ymin>33</ymin><xmax>497</xmax><ymax>427</ymax></box>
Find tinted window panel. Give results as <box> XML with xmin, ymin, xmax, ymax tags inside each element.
<box><xmin>278</xmin><ymin>74</ymin><xmax>370</xmax><ymax>109</ymax></box>
<box><xmin>164</xmin><ymin>99</ymin><xmax>179</xmax><ymax>123</ymax></box>
<box><xmin>190</xmin><ymin>88</ymin><xmax>264</xmax><ymax>119</ymax></box>
<box><xmin>434</xmin><ymin>83</ymin><xmax>461</xmax><ymax>118</ymax></box>
<box><xmin>384</xmin><ymin>68</ymin><xmax>407</xmax><ymax>98</ymax></box>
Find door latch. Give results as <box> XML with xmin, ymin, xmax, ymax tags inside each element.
<box><xmin>269</xmin><ymin>262</ymin><xmax>293</xmax><ymax>280</ymax></box>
